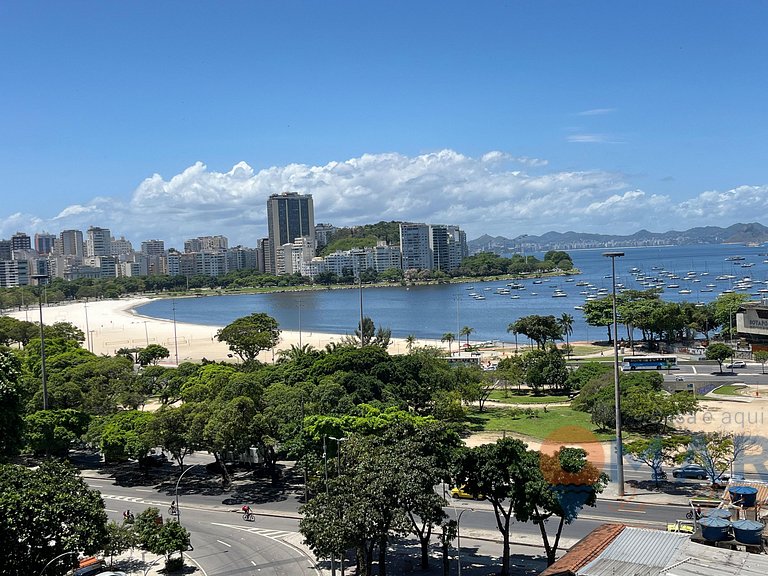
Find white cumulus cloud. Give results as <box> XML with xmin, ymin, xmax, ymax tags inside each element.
<box><xmin>3</xmin><ymin>150</ymin><xmax>767</xmax><ymax>246</ymax></box>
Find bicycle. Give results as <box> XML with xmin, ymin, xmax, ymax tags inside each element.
<box><xmin>242</xmin><ymin>510</ymin><xmax>255</xmax><ymax>521</ymax></box>
<box><xmin>168</xmin><ymin>506</ymin><xmax>178</xmax><ymax>516</ymax></box>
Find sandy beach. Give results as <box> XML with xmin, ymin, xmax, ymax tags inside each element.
<box><xmin>7</xmin><ymin>296</ymin><xmax>446</xmax><ymax>363</ymax></box>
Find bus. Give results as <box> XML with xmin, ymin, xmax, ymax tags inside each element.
<box><xmin>622</xmin><ymin>355</ymin><xmax>678</xmax><ymax>371</ymax></box>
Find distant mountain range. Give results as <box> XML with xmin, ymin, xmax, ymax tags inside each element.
<box><xmin>468</xmin><ymin>222</ymin><xmax>768</xmax><ymax>255</ymax></box>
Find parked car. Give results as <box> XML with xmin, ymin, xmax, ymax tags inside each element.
<box><xmin>726</xmin><ymin>360</ymin><xmax>746</xmax><ymax>369</ymax></box>
<box><xmin>450</xmin><ymin>485</ymin><xmax>484</xmax><ymax>500</ymax></box>
<box><xmin>672</xmin><ymin>464</ymin><xmax>708</xmax><ymax>480</ymax></box>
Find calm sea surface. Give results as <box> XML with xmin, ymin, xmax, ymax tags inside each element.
<box><xmin>136</xmin><ymin>244</ymin><xmax>768</xmax><ymax>344</ymax></box>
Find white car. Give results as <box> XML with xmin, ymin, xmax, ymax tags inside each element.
<box><xmin>726</xmin><ymin>360</ymin><xmax>746</xmax><ymax>369</ymax></box>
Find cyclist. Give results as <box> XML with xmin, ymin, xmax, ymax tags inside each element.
<box><xmin>169</xmin><ymin>501</ymin><xmax>177</xmax><ymax>515</ymax></box>
<box><xmin>241</xmin><ymin>504</ymin><xmax>252</xmax><ymax>519</ymax></box>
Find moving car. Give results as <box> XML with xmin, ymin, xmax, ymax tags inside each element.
<box><xmin>726</xmin><ymin>360</ymin><xmax>746</xmax><ymax>369</ymax></box>
<box><xmin>450</xmin><ymin>485</ymin><xmax>484</xmax><ymax>500</ymax></box>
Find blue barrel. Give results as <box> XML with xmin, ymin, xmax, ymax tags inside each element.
<box><xmin>728</xmin><ymin>486</ymin><xmax>758</xmax><ymax>508</ymax></box>
<box><xmin>731</xmin><ymin>519</ymin><xmax>764</xmax><ymax>545</ymax></box>
<box><xmin>704</xmin><ymin>508</ymin><xmax>731</xmax><ymax>520</ymax></box>
<box><xmin>699</xmin><ymin>516</ymin><xmax>731</xmax><ymax>541</ymax></box>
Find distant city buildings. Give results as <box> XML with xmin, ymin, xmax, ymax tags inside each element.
<box><xmin>0</xmin><ymin>191</ymin><xmax>468</xmax><ymax>286</ymax></box>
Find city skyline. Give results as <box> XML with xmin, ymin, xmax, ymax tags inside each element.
<box><xmin>2</xmin><ymin>2</ymin><xmax>768</xmax><ymax>246</ymax></box>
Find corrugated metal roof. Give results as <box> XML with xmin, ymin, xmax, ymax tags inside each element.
<box><xmin>662</xmin><ymin>539</ymin><xmax>768</xmax><ymax>576</ymax></box>
<box><xmin>579</xmin><ymin>528</ymin><xmax>688</xmax><ymax>576</ymax></box>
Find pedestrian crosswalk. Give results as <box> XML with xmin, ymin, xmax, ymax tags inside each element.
<box><xmin>211</xmin><ymin>522</ymin><xmax>296</xmax><ymax>541</ymax></box>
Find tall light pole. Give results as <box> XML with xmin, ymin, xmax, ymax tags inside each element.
<box><xmin>171</xmin><ymin>299</ymin><xmax>179</xmax><ymax>365</ymax></box>
<box><xmin>329</xmin><ymin>436</ymin><xmax>347</xmax><ymax>576</ymax></box>
<box><xmin>143</xmin><ymin>320</ymin><xmax>149</xmax><ymax>347</ymax></box>
<box><xmin>174</xmin><ymin>463</ymin><xmax>199</xmax><ymax>527</ymax></box>
<box><xmin>84</xmin><ymin>300</ymin><xmax>91</xmax><ymax>352</ymax></box>
<box><xmin>31</xmin><ymin>274</ymin><xmax>49</xmax><ymax>410</ymax></box>
<box><xmin>455</xmin><ymin>507</ymin><xmax>474</xmax><ymax>576</ymax></box>
<box><xmin>322</xmin><ymin>435</ymin><xmax>336</xmax><ymax>576</ymax></box>
<box><xmin>603</xmin><ymin>252</ymin><xmax>625</xmax><ymax>496</ymax></box>
<box><xmin>298</xmin><ymin>298</ymin><xmax>302</xmax><ymax>349</ymax></box>
<box><xmin>358</xmin><ymin>275</ymin><xmax>364</xmax><ymax>348</ymax></box>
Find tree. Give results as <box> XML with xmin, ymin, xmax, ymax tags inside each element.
<box><xmin>521</xmin><ymin>347</ymin><xmax>569</xmax><ymax>393</ymax></box>
<box><xmin>349</xmin><ymin>316</ymin><xmax>391</xmax><ymax>349</ymax></box>
<box><xmin>459</xmin><ymin>326</ymin><xmax>474</xmax><ymax>348</ymax></box>
<box><xmin>0</xmin><ymin>460</ymin><xmax>108</xmax><ymax>576</ymax></box>
<box><xmin>404</xmin><ymin>334</ymin><xmax>416</xmax><ymax>353</ymax></box>
<box><xmin>152</xmin><ymin>404</ymin><xmax>198</xmax><ymax>468</ymax></box>
<box><xmin>523</xmin><ymin>447</ymin><xmax>608</xmax><ymax>565</ymax></box>
<box><xmin>440</xmin><ymin>332</ymin><xmax>455</xmax><ymax>355</ymax></box>
<box><xmin>624</xmin><ymin>435</ymin><xmax>689</xmax><ymax>488</ymax></box>
<box><xmin>0</xmin><ymin>349</ymin><xmax>24</xmax><ymax>460</ymax></box>
<box><xmin>582</xmin><ymin>297</ymin><xmax>614</xmax><ymax>343</ymax></box>
<box><xmin>150</xmin><ymin>521</ymin><xmax>191</xmax><ymax>571</ymax></box>
<box><xmin>100</xmin><ymin>410</ymin><xmax>156</xmax><ymax>464</ymax></box>
<box><xmin>705</xmin><ymin>342</ymin><xmax>733</xmax><ymax>373</ymax></box>
<box><xmin>685</xmin><ymin>431</ymin><xmax>758</xmax><ymax>486</ymax></box>
<box><xmin>558</xmin><ymin>313</ymin><xmax>574</xmax><ymax>356</ymax></box>
<box><xmin>712</xmin><ymin>292</ymin><xmax>749</xmax><ymax>338</ymax></box>
<box><xmin>137</xmin><ymin>344</ymin><xmax>170</xmax><ymax>367</ymax></box>
<box><xmin>452</xmin><ymin>438</ymin><xmax>531</xmax><ymax>576</ymax></box>
<box><xmin>216</xmin><ymin>313</ymin><xmax>281</xmax><ymax>362</ymax></box>
<box><xmin>104</xmin><ymin>521</ymin><xmax>137</xmax><ymax>568</ymax></box>
<box><xmin>24</xmin><ymin>409</ymin><xmax>90</xmax><ymax>456</ymax></box>
<box><xmin>508</xmin><ymin>315</ymin><xmax>563</xmax><ymax>350</ymax></box>
<box><xmin>754</xmin><ymin>350</ymin><xmax>768</xmax><ymax>374</ymax></box>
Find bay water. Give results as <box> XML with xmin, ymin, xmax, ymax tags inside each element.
<box><xmin>136</xmin><ymin>243</ymin><xmax>768</xmax><ymax>344</ymax></box>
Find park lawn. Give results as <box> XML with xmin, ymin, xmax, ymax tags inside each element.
<box><xmin>488</xmin><ymin>390</ymin><xmax>570</xmax><ymax>404</ymax></box>
<box><xmin>569</xmin><ymin>344</ymin><xmax>612</xmax><ymax>356</ymax></box>
<box><xmin>466</xmin><ymin>405</ymin><xmax>614</xmax><ymax>441</ymax></box>
<box><xmin>712</xmin><ymin>384</ymin><xmax>748</xmax><ymax>396</ymax></box>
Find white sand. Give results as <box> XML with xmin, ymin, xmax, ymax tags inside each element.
<box><xmin>7</xmin><ymin>296</ymin><xmax>448</xmax><ymax>364</ymax></box>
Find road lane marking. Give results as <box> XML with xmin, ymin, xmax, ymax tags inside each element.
<box><xmin>105</xmin><ymin>508</ymin><xmax>119</xmax><ymax>513</ymax></box>
<box><xmin>211</xmin><ymin>523</ymin><xmax>320</xmax><ymax>575</ymax></box>
<box><xmin>251</xmin><ymin>561</ymin><xmax>257</xmax><ymax>566</ymax></box>
<box><xmin>135</xmin><ymin>488</ymin><xmax>153</xmax><ymax>492</ymax></box>
<box><xmin>216</xmin><ymin>539</ymin><xmax>231</xmax><ymax>547</ymax></box>
<box><xmin>90</xmin><ymin>484</ymin><xmax>104</xmax><ymax>488</ymax></box>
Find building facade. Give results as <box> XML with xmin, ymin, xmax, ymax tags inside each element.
<box><xmin>266</xmin><ymin>192</ymin><xmax>315</xmax><ymax>274</ymax></box>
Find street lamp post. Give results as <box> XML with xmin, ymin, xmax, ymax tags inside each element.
<box><xmin>298</xmin><ymin>298</ymin><xmax>302</xmax><ymax>349</ymax></box>
<box><xmin>322</xmin><ymin>435</ymin><xmax>336</xmax><ymax>576</ymax></box>
<box><xmin>603</xmin><ymin>251</ymin><xmax>625</xmax><ymax>497</ymax></box>
<box><xmin>174</xmin><ymin>463</ymin><xmax>199</xmax><ymax>527</ymax></box>
<box><xmin>143</xmin><ymin>320</ymin><xmax>149</xmax><ymax>347</ymax></box>
<box><xmin>455</xmin><ymin>507</ymin><xmax>474</xmax><ymax>576</ymax></box>
<box><xmin>329</xmin><ymin>436</ymin><xmax>347</xmax><ymax>575</ymax></box>
<box><xmin>84</xmin><ymin>301</ymin><xmax>91</xmax><ymax>353</ymax></box>
<box><xmin>39</xmin><ymin>550</ymin><xmax>82</xmax><ymax>576</ymax></box>
<box><xmin>31</xmin><ymin>274</ymin><xmax>49</xmax><ymax>409</ymax></box>
<box><xmin>171</xmin><ymin>299</ymin><xmax>179</xmax><ymax>365</ymax></box>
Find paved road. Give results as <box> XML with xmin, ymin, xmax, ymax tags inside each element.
<box><xmin>88</xmin><ymin>467</ymin><xmax>696</xmax><ymax>575</ymax></box>
<box><xmin>91</xmin><ymin>478</ymin><xmax>318</xmax><ymax>576</ymax></box>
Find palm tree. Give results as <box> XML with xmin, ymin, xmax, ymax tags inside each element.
<box><xmin>405</xmin><ymin>334</ymin><xmax>416</xmax><ymax>353</ymax></box>
<box><xmin>441</xmin><ymin>332</ymin><xmax>455</xmax><ymax>355</ymax></box>
<box><xmin>559</xmin><ymin>313</ymin><xmax>574</xmax><ymax>356</ymax></box>
<box><xmin>460</xmin><ymin>326</ymin><xmax>475</xmax><ymax>349</ymax></box>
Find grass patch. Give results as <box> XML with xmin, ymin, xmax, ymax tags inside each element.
<box><xmin>488</xmin><ymin>390</ymin><xmax>570</xmax><ymax>404</ymax></box>
<box><xmin>569</xmin><ymin>344</ymin><xmax>612</xmax><ymax>356</ymax></box>
<box><xmin>466</xmin><ymin>405</ymin><xmax>614</xmax><ymax>441</ymax></box>
<box><xmin>712</xmin><ymin>384</ymin><xmax>748</xmax><ymax>396</ymax></box>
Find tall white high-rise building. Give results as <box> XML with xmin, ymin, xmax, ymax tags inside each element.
<box><xmin>86</xmin><ymin>226</ymin><xmax>111</xmax><ymax>257</ymax></box>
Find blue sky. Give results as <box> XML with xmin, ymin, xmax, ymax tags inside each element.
<box><xmin>2</xmin><ymin>1</ymin><xmax>767</xmax><ymax>248</ymax></box>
